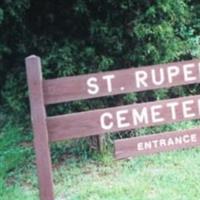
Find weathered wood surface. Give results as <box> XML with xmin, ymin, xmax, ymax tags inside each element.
<box><xmin>26</xmin><ymin>55</ymin><xmax>54</xmax><ymax>200</ymax></box>
<box><xmin>43</xmin><ymin>59</ymin><xmax>200</xmax><ymax>104</ymax></box>
<box><xmin>47</xmin><ymin>94</ymin><xmax>200</xmax><ymax>142</ymax></box>
<box><xmin>115</xmin><ymin>127</ymin><xmax>200</xmax><ymax>159</ymax></box>
<box><xmin>26</xmin><ymin>54</ymin><xmax>200</xmax><ymax>199</ymax></box>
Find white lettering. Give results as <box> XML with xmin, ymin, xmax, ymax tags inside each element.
<box><xmin>151</xmin><ymin>105</ymin><xmax>164</xmax><ymax>123</ymax></box>
<box><xmin>87</xmin><ymin>77</ymin><xmax>99</xmax><ymax>95</ymax></box>
<box><xmin>135</xmin><ymin>71</ymin><xmax>148</xmax><ymax>88</ymax></box>
<box><xmin>167</xmin><ymin>138</ymin><xmax>174</xmax><ymax>146</ymax></box>
<box><xmin>191</xmin><ymin>134</ymin><xmax>197</xmax><ymax>143</ymax></box>
<box><xmin>182</xmin><ymin>100</ymin><xmax>195</xmax><ymax>118</ymax></box>
<box><xmin>182</xmin><ymin>135</ymin><xmax>190</xmax><ymax>143</ymax></box>
<box><xmin>159</xmin><ymin>139</ymin><xmax>166</xmax><ymax>147</ymax></box>
<box><xmin>144</xmin><ymin>141</ymin><xmax>152</xmax><ymax>150</ymax></box>
<box><xmin>136</xmin><ymin>134</ymin><xmax>198</xmax><ymax>151</ymax></box>
<box><xmin>166</xmin><ymin>102</ymin><xmax>179</xmax><ymax>120</ymax></box>
<box><xmin>116</xmin><ymin>110</ymin><xmax>130</xmax><ymax>128</ymax></box>
<box><xmin>152</xmin><ymin>140</ymin><xmax>159</xmax><ymax>148</ymax></box>
<box><xmin>167</xmin><ymin>66</ymin><xmax>180</xmax><ymax>83</ymax></box>
<box><xmin>102</xmin><ymin>74</ymin><xmax>115</xmax><ymax>93</ymax></box>
<box><xmin>132</xmin><ymin>107</ymin><xmax>149</xmax><ymax>125</ymax></box>
<box><xmin>151</xmin><ymin>68</ymin><xmax>165</xmax><ymax>85</ymax></box>
<box><xmin>183</xmin><ymin>63</ymin><xmax>196</xmax><ymax>82</ymax></box>
<box><xmin>174</xmin><ymin>136</ymin><xmax>182</xmax><ymax>144</ymax></box>
<box><xmin>100</xmin><ymin>112</ymin><xmax>113</xmax><ymax>130</ymax></box>
<box><xmin>137</xmin><ymin>143</ymin><xmax>144</xmax><ymax>151</ymax></box>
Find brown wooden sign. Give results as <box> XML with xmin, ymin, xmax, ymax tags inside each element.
<box><xmin>25</xmin><ymin>55</ymin><xmax>200</xmax><ymax>200</ymax></box>
<box><xmin>47</xmin><ymin>94</ymin><xmax>200</xmax><ymax>141</ymax></box>
<box><xmin>115</xmin><ymin>127</ymin><xmax>200</xmax><ymax>159</ymax></box>
<box><xmin>44</xmin><ymin>59</ymin><xmax>200</xmax><ymax>104</ymax></box>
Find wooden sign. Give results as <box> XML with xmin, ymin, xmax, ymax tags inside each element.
<box><xmin>115</xmin><ymin>127</ymin><xmax>200</xmax><ymax>159</ymax></box>
<box><xmin>25</xmin><ymin>55</ymin><xmax>200</xmax><ymax>200</ymax></box>
<box><xmin>47</xmin><ymin>94</ymin><xmax>200</xmax><ymax>141</ymax></box>
<box><xmin>44</xmin><ymin>59</ymin><xmax>200</xmax><ymax>104</ymax></box>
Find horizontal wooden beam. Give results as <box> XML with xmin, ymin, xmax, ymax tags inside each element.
<box><xmin>43</xmin><ymin>59</ymin><xmax>200</xmax><ymax>104</ymax></box>
<box><xmin>47</xmin><ymin>94</ymin><xmax>200</xmax><ymax>142</ymax></box>
<box><xmin>114</xmin><ymin>127</ymin><xmax>200</xmax><ymax>159</ymax></box>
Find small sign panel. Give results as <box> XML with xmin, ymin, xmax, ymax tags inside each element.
<box><xmin>115</xmin><ymin>128</ymin><xmax>200</xmax><ymax>159</ymax></box>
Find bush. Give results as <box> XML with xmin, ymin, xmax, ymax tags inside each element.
<box><xmin>1</xmin><ymin>0</ymin><xmax>200</xmax><ymax>156</ymax></box>
<box><xmin>0</xmin><ymin>121</ymin><xmax>33</xmax><ymax>179</ymax></box>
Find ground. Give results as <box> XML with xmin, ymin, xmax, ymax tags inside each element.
<box><xmin>2</xmin><ymin>147</ymin><xmax>200</xmax><ymax>200</ymax></box>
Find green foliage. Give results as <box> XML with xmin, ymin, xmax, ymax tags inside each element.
<box><xmin>1</xmin><ymin>0</ymin><xmax>200</xmax><ymax>161</ymax></box>
<box><xmin>0</xmin><ymin>121</ymin><xmax>33</xmax><ymax>179</ymax></box>
<box><xmin>1</xmin><ymin>0</ymin><xmax>200</xmax><ymax>114</ymax></box>
<box><xmin>135</xmin><ymin>120</ymin><xmax>200</xmax><ymax>137</ymax></box>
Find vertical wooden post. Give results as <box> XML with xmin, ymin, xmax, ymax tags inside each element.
<box><xmin>89</xmin><ymin>135</ymin><xmax>105</xmax><ymax>152</ymax></box>
<box><xmin>25</xmin><ymin>55</ymin><xmax>54</xmax><ymax>200</ymax></box>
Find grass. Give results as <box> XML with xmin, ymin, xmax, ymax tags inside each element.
<box><xmin>1</xmin><ymin>120</ymin><xmax>200</xmax><ymax>200</ymax></box>
<box><xmin>2</xmin><ymin>147</ymin><xmax>200</xmax><ymax>200</ymax></box>
<box><xmin>54</xmin><ymin>149</ymin><xmax>200</xmax><ymax>200</ymax></box>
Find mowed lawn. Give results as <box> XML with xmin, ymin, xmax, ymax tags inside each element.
<box><xmin>2</xmin><ymin>147</ymin><xmax>200</xmax><ymax>200</ymax></box>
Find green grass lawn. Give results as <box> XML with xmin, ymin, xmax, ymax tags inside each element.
<box><xmin>2</xmin><ymin>148</ymin><xmax>200</xmax><ymax>200</ymax></box>
<box><xmin>1</xmin><ymin>120</ymin><xmax>200</xmax><ymax>200</ymax></box>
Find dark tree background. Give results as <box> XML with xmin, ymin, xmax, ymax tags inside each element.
<box><xmin>0</xmin><ymin>0</ymin><xmax>200</xmax><ymax>130</ymax></box>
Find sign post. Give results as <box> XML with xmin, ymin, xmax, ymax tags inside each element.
<box><xmin>26</xmin><ymin>56</ymin><xmax>54</xmax><ymax>200</ymax></box>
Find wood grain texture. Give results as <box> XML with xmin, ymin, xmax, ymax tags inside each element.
<box><xmin>43</xmin><ymin>59</ymin><xmax>200</xmax><ymax>104</ymax></box>
<box><xmin>25</xmin><ymin>55</ymin><xmax>54</xmax><ymax>200</ymax></box>
<box><xmin>47</xmin><ymin>94</ymin><xmax>200</xmax><ymax>142</ymax></box>
<box><xmin>115</xmin><ymin>127</ymin><xmax>200</xmax><ymax>159</ymax></box>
